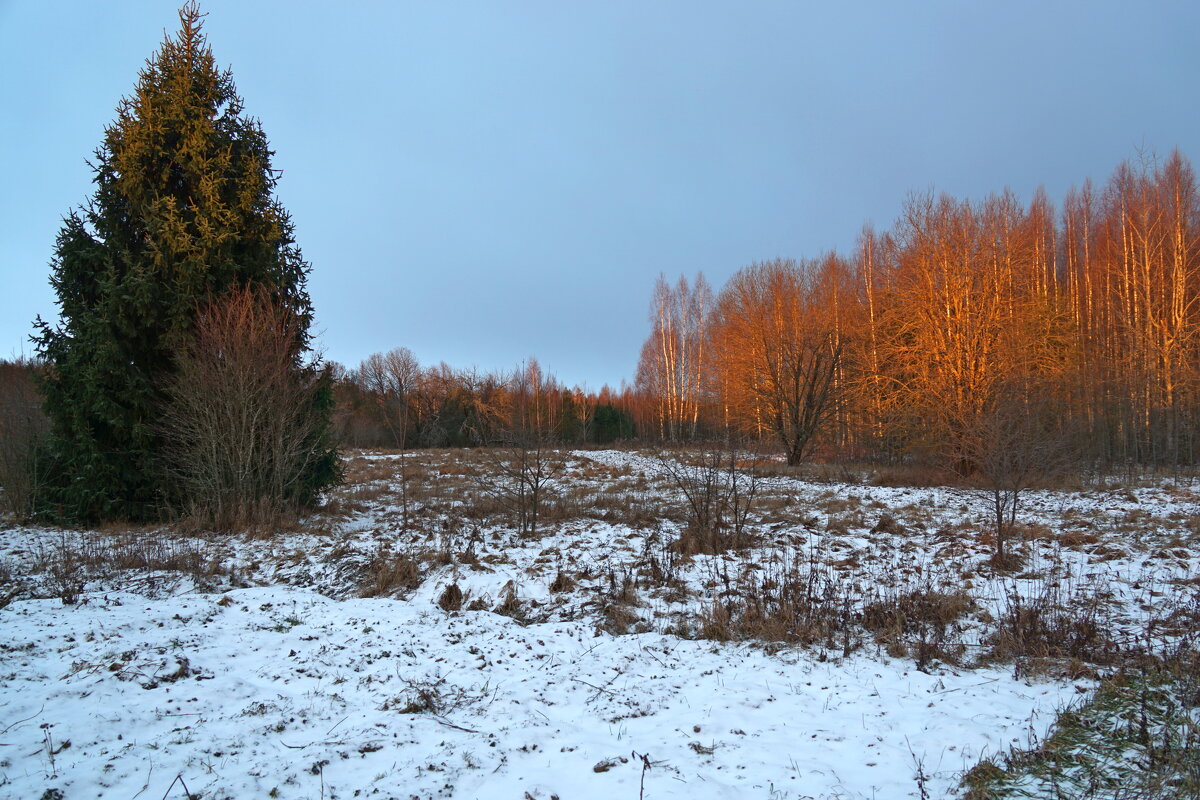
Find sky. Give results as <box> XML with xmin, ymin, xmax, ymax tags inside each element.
<box><xmin>2</xmin><ymin>1</ymin><xmax>1198</xmax><ymax>389</ymax></box>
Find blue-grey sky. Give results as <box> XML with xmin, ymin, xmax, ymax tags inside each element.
<box><xmin>2</xmin><ymin>1</ymin><xmax>1198</xmax><ymax>389</ymax></box>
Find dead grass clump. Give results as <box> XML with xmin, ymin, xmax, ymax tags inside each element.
<box><xmin>861</xmin><ymin>588</ymin><xmax>974</xmax><ymax>668</ymax></box>
<box><xmin>1016</xmin><ymin>522</ymin><xmax>1055</xmax><ymax>541</ymax></box>
<box><xmin>1058</xmin><ymin>530</ymin><xmax>1101</xmax><ymax>548</ymax></box>
<box><xmin>869</xmin><ymin>512</ymin><xmax>903</xmax><ymax>536</ymax></box>
<box><xmin>697</xmin><ymin>601</ymin><xmax>733</xmax><ymax>641</ymax></box>
<box><xmin>437</xmin><ymin>581</ymin><xmax>464</xmax><ymax>611</ymax></box>
<box><xmin>549</xmin><ymin>570</ymin><xmax>575</xmax><ymax>593</ymax></box>
<box><xmin>607</xmin><ymin>566</ymin><xmax>639</xmax><ymax>605</ymax></box>
<box><xmin>1113</xmin><ymin>507</ymin><xmax>1156</xmax><ymax>536</ymax></box>
<box><xmin>596</xmin><ymin>565</ymin><xmax>645</xmax><ymax>635</ymax></box>
<box><xmin>360</xmin><ymin>547</ymin><xmax>423</xmax><ymax>597</ymax></box>
<box><xmin>0</xmin><ymin>559</ymin><xmax>19</xmax><ymax>609</ymax></box>
<box><xmin>824</xmin><ymin>513</ymin><xmax>856</xmax><ymax>536</ymax></box>
<box><xmin>987</xmin><ymin>547</ymin><xmax>1027</xmax><ymax>573</ymax></box>
<box><xmin>41</xmin><ymin>534</ymin><xmax>85</xmax><ymax>605</ymax></box>
<box><xmin>697</xmin><ymin>554</ymin><xmax>856</xmax><ymax>653</ymax></box>
<box><xmin>493</xmin><ymin>582</ymin><xmax>523</xmax><ymax>621</ymax></box>
<box><xmin>986</xmin><ymin>583</ymin><xmax>1121</xmax><ymax>666</ymax></box>
<box><xmin>637</xmin><ymin>530</ymin><xmax>687</xmax><ymax>595</ymax></box>
<box><xmin>600</xmin><ymin>601</ymin><xmax>643</xmax><ymax>635</ymax></box>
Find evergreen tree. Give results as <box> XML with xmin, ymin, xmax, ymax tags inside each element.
<box><xmin>36</xmin><ymin>2</ymin><xmax>336</xmax><ymax>521</ymax></box>
<box><xmin>591</xmin><ymin>404</ymin><xmax>633</xmax><ymax>444</ymax></box>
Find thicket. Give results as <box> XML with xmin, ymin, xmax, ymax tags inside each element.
<box><xmin>158</xmin><ymin>287</ymin><xmax>338</xmax><ymax>531</ymax></box>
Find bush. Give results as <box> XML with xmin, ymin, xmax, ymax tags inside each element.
<box><xmin>158</xmin><ymin>287</ymin><xmax>340</xmax><ymax>532</ymax></box>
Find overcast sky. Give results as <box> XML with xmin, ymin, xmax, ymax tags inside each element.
<box><xmin>2</xmin><ymin>1</ymin><xmax>1198</xmax><ymax>388</ymax></box>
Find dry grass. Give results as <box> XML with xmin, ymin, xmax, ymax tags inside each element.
<box><xmin>27</xmin><ymin>528</ymin><xmax>226</xmax><ymax>604</ymax></box>
<box><xmin>691</xmin><ymin>550</ymin><xmax>855</xmax><ymax>651</ymax></box>
<box><xmin>313</xmin><ymin>446</ymin><xmax>1200</xmax><ymax>673</ymax></box>
<box><xmin>869</xmin><ymin>463</ymin><xmax>954</xmax><ymax>488</ymax></box>
<box><xmin>8</xmin><ymin>445</ymin><xmax>1197</xmax><ymax>682</ymax></box>
<box><xmin>861</xmin><ymin>588</ymin><xmax>975</xmax><ymax>667</ymax></box>
<box><xmin>437</xmin><ymin>581</ymin><xmax>464</xmax><ymax>611</ymax></box>
<box><xmin>985</xmin><ymin>579</ymin><xmax>1123</xmax><ymax>666</ymax></box>
<box><xmin>359</xmin><ymin>547</ymin><xmax>423</xmax><ymax>597</ymax></box>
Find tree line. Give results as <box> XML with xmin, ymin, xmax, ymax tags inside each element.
<box><xmin>329</xmin><ymin>353</ymin><xmax>633</xmax><ymax>449</ymax></box>
<box><xmin>633</xmin><ymin>150</ymin><xmax>1200</xmax><ymax>471</ymax></box>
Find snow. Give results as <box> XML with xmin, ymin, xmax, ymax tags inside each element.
<box><xmin>0</xmin><ymin>587</ymin><xmax>1076</xmax><ymax>800</ymax></box>
<box><xmin>1</xmin><ymin>448</ymin><xmax>1196</xmax><ymax>799</ymax></box>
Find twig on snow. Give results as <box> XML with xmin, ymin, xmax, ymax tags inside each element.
<box><xmin>159</xmin><ymin>773</ymin><xmax>192</xmax><ymax>800</ymax></box>
<box><xmin>430</xmin><ymin>714</ymin><xmax>480</xmax><ymax>734</ymax></box>
<box><xmin>632</xmin><ymin>750</ymin><xmax>653</xmax><ymax>800</ymax></box>
<box><xmin>572</xmin><ymin>677</ymin><xmax>613</xmax><ymax>696</ymax></box>
<box><xmin>932</xmin><ymin>677</ymin><xmax>1000</xmax><ymax>694</ymax></box>
<box><xmin>1</xmin><ymin>704</ymin><xmax>44</xmax><ymax>734</ymax></box>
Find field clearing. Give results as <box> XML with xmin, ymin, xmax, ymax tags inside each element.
<box><xmin>1</xmin><ymin>448</ymin><xmax>1197</xmax><ymax>799</ymax></box>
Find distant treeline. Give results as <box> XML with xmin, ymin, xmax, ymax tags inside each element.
<box><xmin>329</xmin><ymin>353</ymin><xmax>634</xmax><ymax>449</ymax></box>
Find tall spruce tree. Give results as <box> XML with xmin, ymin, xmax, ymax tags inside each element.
<box><xmin>36</xmin><ymin>2</ymin><xmax>336</xmax><ymax>521</ymax></box>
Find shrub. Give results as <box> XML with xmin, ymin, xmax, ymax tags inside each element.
<box><xmin>158</xmin><ymin>287</ymin><xmax>340</xmax><ymax>532</ymax></box>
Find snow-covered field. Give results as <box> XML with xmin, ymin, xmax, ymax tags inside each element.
<box><xmin>1</xmin><ymin>448</ymin><xmax>1197</xmax><ymax>799</ymax></box>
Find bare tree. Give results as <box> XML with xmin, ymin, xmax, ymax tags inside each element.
<box><xmin>636</xmin><ymin>273</ymin><xmax>712</xmax><ymax>440</ymax></box>
<box><xmin>159</xmin><ymin>287</ymin><xmax>337</xmax><ymax>531</ymax></box>
<box><xmin>473</xmin><ymin>361</ymin><xmax>565</xmax><ymax>538</ymax></box>
<box><xmin>357</xmin><ymin>347</ymin><xmax>420</xmax><ymax>448</ymax></box>
<box><xmin>956</xmin><ymin>382</ymin><xmax>1078</xmax><ymax>567</ymax></box>
<box><xmin>657</xmin><ymin>440</ymin><xmax>759</xmax><ymax>555</ymax></box>
<box><xmin>711</xmin><ymin>259</ymin><xmax>843</xmax><ymax>465</ymax></box>
<box><xmin>0</xmin><ymin>359</ymin><xmax>49</xmax><ymax>520</ymax></box>
<box><xmin>478</xmin><ymin>435</ymin><xmax>563</xmax><ymax>538</ymax></box>
<box><xmin>357</xmin><ymin>347</ymin><xmax>421</xmax><ymax>527</ymax></box>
